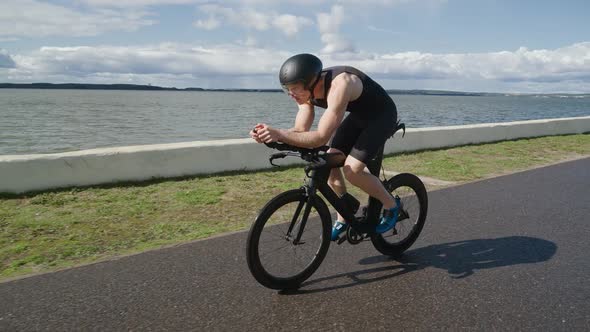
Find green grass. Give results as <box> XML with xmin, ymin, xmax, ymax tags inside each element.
<box><xmin>382</xmin><ymin>134</ymin><xmax>590</xmax><ymax>182</ymax></box>
<box><xmin>1</xmin><ymin>134</ymin><xmax>589</xmax><ymax>280</ymax></box>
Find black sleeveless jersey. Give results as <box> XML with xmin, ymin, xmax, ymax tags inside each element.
<box><xmin>310</xmin><ymin>66</ymin><xmax>395</xmax><ymax>113</ymax></box>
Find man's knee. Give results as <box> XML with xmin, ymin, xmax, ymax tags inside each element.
<box><xmin>342</xmin><ymin>166</ymin><xmax>353</xmax><ymax>182</ymax></box>
<box><xmin>342</xmin><ymin>156</ymin><xmax>367</xmax><ymax>182</ymax></box>
<box><xmin>342</xmin><ymin>165</ymin><xmax>362</xmax><ymax>182</ymax></box>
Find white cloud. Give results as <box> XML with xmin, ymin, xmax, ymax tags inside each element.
<box><xmin>0</xmin><ymin>50</ymin><xmax>16</xmax><ymax>68</ymax></box>
<box><xmin>80</xmin><ymin>0</ymin><xmax>316</xmax><ymax>7</ymax></box>
<box><xmin>337</xmin><ymin>0</ymin><xmax>438</xmax><ymax>5</ymax></box>
<box><xmin>82</xmin><ymin>0</ymin><xmax>422</xmax><ymax>7</ymax></box>
<box><xmin>332</xmin><ymin>42</ymin><xmax>590</xmax><ymax>84</ymax></box>
<box><xmin>0</xmin><ymin>0</ymin><xmax>155</xmax><ymax>39</ymax></box>
<box><xmin>194</xmin><ymin>4</ymin><xmax>312</xmax><ymax>37</ymax></box>
<box><xmin>194</xmin><ymin>5</ymin><xmax>256</xmax><ymax>30</ymax></box>
<box><xmin>317</xmin><ymin>5</ymin><xmax>355</xmax><ymax>54</ymax></box>
<box><xmin>2</xmin><ymin>42</ymin><xmax>590</xmax><ymax>92</ymax></box>
<box><xmin>238</xmin><ymin>36</ymin><xmax>259</xmax><ymax>47</ymax></box>
<box><xmin>272</xmin><ymin>15</ymin><xmax>314</xmax><ymax>37</ymax></box>
<box><xmin>194</xmin><ymin>17</ymin><xmax>221</xmax><ymax>30</ymax></box>
<box><xmin>80</xmin><ymin>0</ymin><xmax>199</xmax><ymax>7</ymax></box>
<box><xmin>0</xmin><ymin>0</ymin><xmax>440</xmax><ymax>42</ymax></box>
<box><xmin>242</xmin><ymin>10</ymin><xmax>272</xmax><ymax>31</ymax></box>
<box><xmin>8</xmin><ymin>44</ymin><xmax>286</xmax><ymax>78</ymax></box>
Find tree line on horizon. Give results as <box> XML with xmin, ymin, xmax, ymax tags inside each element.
<box><xmin>1</xmin><ymin>83</ymin><xmax>586</xmax><ymax>97</ymax></box>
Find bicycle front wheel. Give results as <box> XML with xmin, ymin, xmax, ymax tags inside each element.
<box><xmin>371</xmin><ymin>173</ymin><xmax>428</xmax><ymax>256</ymax></box>
<box><xmin>246</xmin><ymin>189</ymin><xmax>332</xmax><ymax>290</ymax></box>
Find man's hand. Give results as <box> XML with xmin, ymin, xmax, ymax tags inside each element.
<box><xmin>249</xmin><ymin>124</ymin><xmax>264</xmax><ymax>143</ymax></box>
<box><xmin>255</xmin><ymin>123</ymin><xmax>282</xmax><ymax>143</ymax></box>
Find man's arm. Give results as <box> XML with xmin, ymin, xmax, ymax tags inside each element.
<box><xmin>276</xmin><ymin>77</ymin><xmax>351</xmax><ymax>148</ymax></box>
<box><xmin>253</xmin><ymin>102</ymin><xmax>313</xmax><ymax>141</ymax></box>
<box><xmin>289</xmin><ymin>103</ymin><xmax>314</xmax><ymax>132</ymax></box>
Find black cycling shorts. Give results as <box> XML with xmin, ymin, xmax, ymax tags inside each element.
<box><xmin>330</xmin><ymin>103</ymin><xmax>397</xmax><ymax>165</ymax></box>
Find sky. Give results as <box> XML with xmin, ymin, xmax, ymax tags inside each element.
<box><xmin>1</xmin><ymin>0</ymin><xmax>589</xmax><ymax>93</ymax></box>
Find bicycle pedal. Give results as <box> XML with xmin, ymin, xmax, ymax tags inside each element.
<box><xmin>337</xmin><ymin>236</ymin><xmax>347</xmax><ymax>245</ymax></box>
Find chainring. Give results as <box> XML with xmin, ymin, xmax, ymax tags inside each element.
<box><xmin>346</xmin><ymin>226</ymin><xmax>365</xmax><ymax>245</ymax></box>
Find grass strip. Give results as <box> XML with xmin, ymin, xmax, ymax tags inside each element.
<box><xmin>1</xmin><ymin>134</ymin><xmax>589</xmax><ymax>280</ymax></box>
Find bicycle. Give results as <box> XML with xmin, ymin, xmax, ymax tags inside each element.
<box><xmin>246</xmin><ymin>125</ymin><xmax>428</xmax><ymax>290</ymax></box>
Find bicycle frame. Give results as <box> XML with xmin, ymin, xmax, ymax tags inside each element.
<box><xmin>291</xmin><ymin>146</ymin><xmax>387</xmax><ymax>243</ymax></box>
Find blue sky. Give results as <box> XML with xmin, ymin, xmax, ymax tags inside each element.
<box><xmin>1</xmin><ymin>0</ymin><xmax>589</xmax><ymax>92</ymax></box>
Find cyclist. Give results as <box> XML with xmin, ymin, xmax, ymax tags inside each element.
<box><xmin>250</xmin><ymin>53</ymin><xmax>400</xmax><ymax>241</ymax></box>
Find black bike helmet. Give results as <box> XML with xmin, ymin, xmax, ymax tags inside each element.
<box><xmin>279</xmin><ymin>53</ymin><xmax>322</xmax><ymax>92</ymax></box>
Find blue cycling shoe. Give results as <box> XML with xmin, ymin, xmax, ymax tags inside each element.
<box><xmin>331</xmin><ymin>221</ymin><xmax>348</xmax><ymax>241</ymax></box>
<box><xmin>376</xmin><ymin>197</ymin><xmax>402</xmax><ymax>234</ymax></box>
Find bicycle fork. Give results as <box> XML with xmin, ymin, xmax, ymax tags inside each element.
<box><xmin>285</xmin><ymin>188</ymin><xmax>315</xmax><ymax>245</ymax></box>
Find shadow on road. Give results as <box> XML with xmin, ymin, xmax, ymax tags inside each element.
<box><xmin>284</xmin><ymin>236</ymin><xmax>557</xmax><ymax>295</ymax></box>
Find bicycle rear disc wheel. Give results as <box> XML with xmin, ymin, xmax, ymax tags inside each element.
<box><xmin>246</xmin><ymin>189</ymin><xmax>332</xmax><ymax>290</ymax></box>
<box><xmin>371</xmin><ymin>173</ymin><xmax>428</xmax><ymax>256</ymax></box>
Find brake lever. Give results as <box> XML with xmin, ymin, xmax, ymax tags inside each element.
<box><xmin>269</xmin><ymin>152</ymin><xmax>287</xmax><ymax>166</ymax></box>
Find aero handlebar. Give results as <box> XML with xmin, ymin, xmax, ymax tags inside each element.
<box><xmin>252</xmin><ymin>127</ymin><xmax>329</xmax><ymax>167</ymax></box>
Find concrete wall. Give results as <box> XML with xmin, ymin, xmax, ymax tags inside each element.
<box><xmin>1</xmin><ymin>116</ymin><xmax>589</xmax><ymax>194</ymax></box>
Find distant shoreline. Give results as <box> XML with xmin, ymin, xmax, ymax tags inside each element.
<box><xmin>0</xmin><ymin>83</ymin><xmax>588</xmax><ymax>97</ymax></box>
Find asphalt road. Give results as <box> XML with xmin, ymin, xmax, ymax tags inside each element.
<box><xmin>1</xmin><ymin>158</ymin><xmax>589</xmax><ymax>331</ymax></box>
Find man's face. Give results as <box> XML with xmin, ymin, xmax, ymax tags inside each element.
<box><xmin>282</xmin><ymin>82</ymin><xmax>310</xmax><ymax>104</ymax></box>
